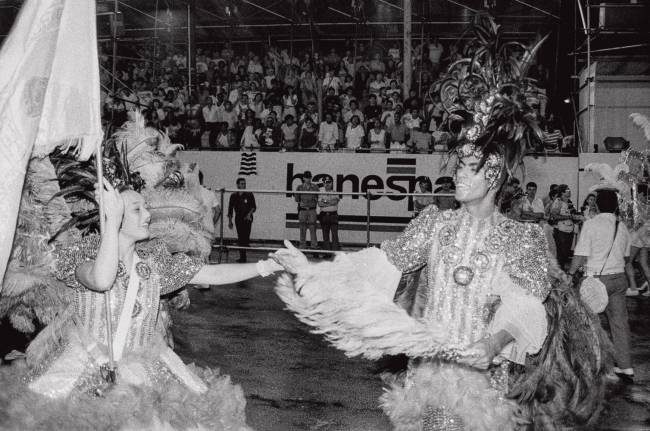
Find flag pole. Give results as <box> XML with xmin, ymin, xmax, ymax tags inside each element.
<box><xmin>96</xmin><ymin>138</ymin><xmax>117</xmax><ymax>383</ymax></box>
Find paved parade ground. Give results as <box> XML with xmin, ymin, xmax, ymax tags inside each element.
<box><xmin>173</xmin><ymin>251</ymin><xmax>650</xmax><ymax>431</ymax></box>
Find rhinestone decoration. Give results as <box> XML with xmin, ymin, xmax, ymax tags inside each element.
<box><xmin>135</xmin><ymin>261</ymin><xmax>151</xmax><ymax>280</ymax></box>
<box><xmin>438</xmin><ymin>225</ymin><xmax>458</xmax><ymax>246</ymax></box>
<box><xmin>422</xmin><ymin>406</ymin><xmax>465</xmax><ymax>431</ymax></box>
<box><xmin>471</xmin><ymin>251</ymin><xmax>491</xmax><ymax>271</ymax></box>
<box><xmin>453</xmin><ymin>266</ymin><xmax>475</xmax><ymax>286</ymax></box>
<box><xmin>443</xmin><ymin>246</ymin><xmax>463</xmax><ymax>265</ymax></box>
<box><xmin>456</xmin><ymin>143</ymin><xmax>503</xmax><ymax>188</ymax></box>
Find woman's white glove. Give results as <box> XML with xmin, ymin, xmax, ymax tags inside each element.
<box><xmin>272</xmin><ymin>240</ymin><xmax>309</xmax><ymax>274</ymax></box>
<box><xmin>256</xmin><ymin>258</ymin><xmax>283</xmax><ymax>277</ymax></box>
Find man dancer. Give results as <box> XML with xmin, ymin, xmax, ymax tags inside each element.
<box><xmin>273</xmin><ymin>94</ymin><xmax>605</xmax><ymax>430</ymax></box>
<box><xmin>228</xmin><ymin>178</ymin><xmax>256</xmax><ymax>262</ymax></box>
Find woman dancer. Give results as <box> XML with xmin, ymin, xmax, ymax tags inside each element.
<box><xmin>2</xmin><ymin>180</ymin><xmax>281</xmax><ymax>430</ymax></box>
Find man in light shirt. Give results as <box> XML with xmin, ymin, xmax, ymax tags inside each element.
<box><xmin>318</xmin><ymin>113</ymin><xmax>339</xmax><ymax>151</ymax></box>
<box><xmin>569</xmin><ymin>189</ymin><xmax>634</xmax><ymax>384</ymax></box>
<box><xmin>520</xmin><ymin>182</ymin><xmax>545</xmax><ymax>222</ymax></box>
<box><xmin>202</xmin><ymin>97</ymin><xmax>220</xmax><ymax>148</ymax></box>
<box><xmin>344</xmin><ymin>115</ymin><xmax>365</xmax><ymax>150</ymax></box>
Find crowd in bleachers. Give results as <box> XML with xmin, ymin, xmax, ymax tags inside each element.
<box><xmin>101</xmin><ymin>38</ymin><xmax>571</xmax><ymax>153</ymax></box>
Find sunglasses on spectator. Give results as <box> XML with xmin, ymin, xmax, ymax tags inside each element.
<box><xmin>323</xmin><ymin>179</ymin><xmax>333</xmax><ymax>183</ymax></box>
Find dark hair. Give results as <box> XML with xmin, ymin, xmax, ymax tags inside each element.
<box><xmin>581</xmin><ymin>193</ymin><xmax>595</xmax><ymax>211</ymax></box>
<box><xmin>596</xmin><ymin>189</ymin><xmax>618</xmax><ymax>214</ymax></box>
<box><xmin>416</xmin><ymin>176</ymin><xmax>432</xmax><ymax>192</ymax></box>
<box><xmin>236</xmin><ymin>177</ymin><xmax>246</xmax><ymax>184</ymax></box>
<box><xmin>526</xmin><ymin>182</ymin><xmax>537</xmax><ymax>189</ymax></box>
<box><xmin>557</xmin><ymin>184</ymin><xmax>569</xmax><ymax>197</ymax></box>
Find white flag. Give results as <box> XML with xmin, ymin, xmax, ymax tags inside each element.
<box><xmin>0</xmin><ymin>0</ymin><xmax>102</xmax><ymax>290</ymax></box>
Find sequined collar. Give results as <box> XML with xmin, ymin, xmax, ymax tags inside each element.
<box><xmin>456</xmin><ymin>205</ymin><xmax>502</xmax><ymax>226</ymax></box>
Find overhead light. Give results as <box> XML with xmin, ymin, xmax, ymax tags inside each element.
<box><xmin>563</xmin><ymin>98</ymin><xmax>570</xmax><ymax>104</ymax></box>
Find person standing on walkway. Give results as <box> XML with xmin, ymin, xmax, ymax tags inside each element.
<box><xmin>228</xmin><ymin>178</ymin><xmax>256</xmax><ymax>262</ymax></box>
<box><xmin>569</xmin><ymin>189</ymin><xmax>634</xmax><ymax>383</ymax></box>
<box><xmin>294</xmin><ymin>171</ymin><xmax>319</xmax><ymax>249</ymax></box>
<box><xmin>318</xmin><ymin>175</ymin><xmax>341</xmax><ymax>251</ymax></box>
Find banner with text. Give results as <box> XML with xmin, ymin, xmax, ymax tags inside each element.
<box><xmin>179</xmin><ymin>152</ymin><xmax>579</xmax><ymax>245</ymax></box>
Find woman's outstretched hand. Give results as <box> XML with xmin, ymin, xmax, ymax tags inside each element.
<box><xmin>94</xmin><ymin>179</ymin><xmax>124</xmax><ymax>229</ymax></box>
<box><xmin>272</xmin><ymin>240</ymin><xmax>309</xmax><ymax>274</ymax></box>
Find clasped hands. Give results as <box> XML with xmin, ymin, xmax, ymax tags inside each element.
<box><xmin>271</xmin><ymin>239</ymin><xmax>309</xmax><ymax>274</ymax></box>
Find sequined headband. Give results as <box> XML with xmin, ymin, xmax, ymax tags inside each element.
<box><xmin>456</xmin><ymin>143</ymin><xmax>503</xmax><ymax>187</ymax></box>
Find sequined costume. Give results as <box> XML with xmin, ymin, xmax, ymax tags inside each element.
<box><xmin>380</xmin><ymin>204</ymin><xmax>549</xmax><ymax>430</ymax></box>
<box><xmin>276</xmin><ymin>204</ymin><xmax>550</xmax><ymax>431</ymax></box>
<box><xmin>0</xmin><ymin>234</ymin><xmax>251</xmax><ymax>431</ymax></box>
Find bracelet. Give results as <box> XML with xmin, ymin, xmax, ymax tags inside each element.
<box><xmin>255</xmin><ymin>259</ymin><xmax>275</xmax><ymax>277</ymax></box>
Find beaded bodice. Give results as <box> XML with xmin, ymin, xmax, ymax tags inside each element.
<box><xmin>54</xmin><ymin>235</ymin><xmax>203</xmax><ymax>352</ymax></box>
<box><xmin>382</xmin><ymin>205</ymin><xmax>551</xmax><ymax>346</ymax></box>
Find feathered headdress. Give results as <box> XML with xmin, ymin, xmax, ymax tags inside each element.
<box><xmin>49</xmin><ymin>139</ymin><xmax>145</xmax><ymax>240</ymax></box>
<box><xmin>434</xmin><ymin>13</ymin><xmax>547</xmax><ymax>181</ymax></box>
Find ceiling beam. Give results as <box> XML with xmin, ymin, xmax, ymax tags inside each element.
<box><xmin>240</xmin><ymin>0</ymin><xmax>293</xmax><ymax>23</ymax></box>
<box><xmin>512</xmin><ymin>0</ymin><xmax>560</xmax><ymax>20</ymax></box>
<box><xmin>117</xmin><ymin>1</ymin><xmax>169</xmax><ymax>26</ymax></box>
<box><xmin>442</xmin><ymin>0</ymin><xmax>477</xmax><ymax>14</ymax></box>
<box><xmin>327</xmin><ymin>6</ymin><xmax>354</xmax><ymax>20</ymax></box>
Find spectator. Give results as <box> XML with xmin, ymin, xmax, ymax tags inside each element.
<box><xmin>369</xmin><ymin>53</ymin><xmax>385</xmax><ymax>73</ymax></box>
<box><xmin>250</xmin><ymin>93</ymin><xmax>264</xmax><ymax>118</ymax></box>
<box><xmin>282</xmin><ymin>86</ymin><xmax>298</xmax><ymax>120</ymax></box>
<box><xmin>388</xmin><ymin>114</ymin><xmax>409</xmax><ymax>153</ymax></box>
<box><xmin>407</xmin><ymin>124</ymin><xmax>431</xmax><ymax>153</ymax></box>
<box><xmin>368</xmin><ymin>121</ymin><xmax>387</xmax><ymax>151</ymax></box>
<box><xmin>381</xmin><ymin>100</ymin><xmax>396</xmax><ymax>128</ymax></box>
<box><xmin>322</xmin><ymin>69</ymin><xmax>342</xmax><ymax>95</ymax></box>
<box><xmin>569</xmin><ymin>189</ymin><xmax>634</xmax><ymax>383</ymax></box>
<box><xmin>550</xmin><ymin>184</ymin><xmax>579</xmax><ymax>269</ymax></box>
<box><xmin>427</xmin><ymin>36</ymin><xmax>444</xmax><ymax>74</ymax></box>
<box><xmin>240</xmin><ymin>119</ymin><xmax>260</xmax><ymax>151</ymax></box>
<box><xmin>299</xmin><ymin>117</ymin><xmax>319</xmax><ymax>151</ymax></box>
<box><xmin>363</xmin><ymin>95</ymin><xmax>382</xmax><ymax>127</ymax></box>
<box><xmin>413</xmin><ymin>176</ymin><xmax>435</xmax><ymax>217</ymax></box>
<box><xmin>281</xmin><ymin>115</ymin><xmax>298</xmax><ymax>151</ymax></box>
<box><xmin>222</xmin><ymin>101</ymin><xmax>238</xmax><ymax>131</ymax></box>
<box><xmin>318</xmin><ymin>175</ymin><xmax>341</xmax><ymax>251</ymax></box>
<box><xmin>343</xmin><ymin>100</ymin><xmax>365</xmax><ymax>124</ymax></box>
<box><xmin>432</xmin><ymin>176</ymin><xmax>457</xmax><ymax>210</ymax></box>
<box><xmin>258</xmin><ymin>116</ymin><xmax>282</xmax><ymax>151</ymax></box>
<box><xmin>543</xmin><ymin>184</ymin><xmax>559</xmax><ymax>211</ymax></box>
<box><xmin>403</xmin><ymin>107</ymin><xmax>422</xmax><ymax>131</ymax></box>
<box><xmin>388</xmin><ymin>42</ymin><xmax>400</xmax><ymax>62</ymax></box>
<box><xmin>294</xmin><ymin>171</ymin><xmax>320</xmax><ymax>249</ymax></box>
<box><xmin>318</xmin><ymin>113</ymin><xmax>339</xmax><ymax>151</ymax></box>
<box><xmin>581</xmin><ymin>193</ymin><xmax>599</xmax><ymax>220</ymax></box>
<box><xmin>227</xmin><ymin>177</ymin><xmax>256</xmax><ymax>262</ymax></box>
<box><xmin>345</xmin><ymin>115</ymin><xmax>365</xmax><ymax>151</ymax></box>
<box><xmin>369</xmin><ymin>72</ymin><xmax>388</xmax><ymax>95</ymax></box>
<box><xmin>520</xmin><ymin>182</ymin><xmax>545</xmax><ymax>222</ymax></box>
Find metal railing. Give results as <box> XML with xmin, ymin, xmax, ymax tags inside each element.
<box><xmin>213</xmin><ymin>188</ymin><xmax>455</xmax><ymax>263</ymax></box>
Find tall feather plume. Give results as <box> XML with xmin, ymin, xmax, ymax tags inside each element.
<box><xmin>473</xmin><ymin>91</ymin><xmax>545</xmax><ymax>175</ymax></box>
<box><xmin>432</xmin><ymin>12</ymin><xmax>548</xmax><ymax>161</ymax></box>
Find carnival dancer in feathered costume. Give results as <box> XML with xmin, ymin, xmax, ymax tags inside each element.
<box><xmin>272</xmin><ymin>14</ymin><xmax>609</xmax><ymax>431</ymax></box>
<box><xmin>0</xmin><ymin>136</ymin><xmax>282</xmax><ymax>430</ymax></box>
